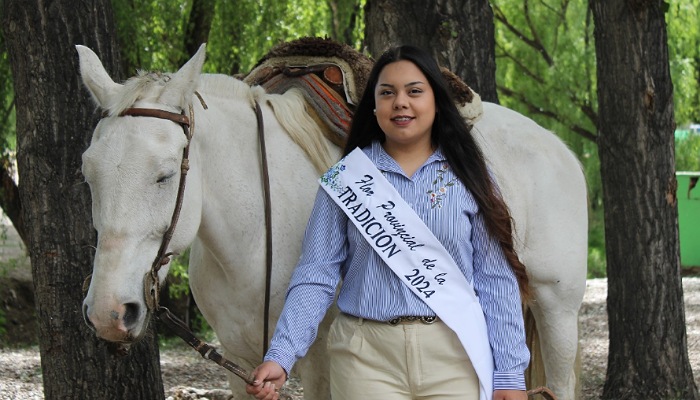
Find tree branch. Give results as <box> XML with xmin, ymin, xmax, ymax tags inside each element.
<box><xmin>182</xmin><ymin>0</ymin><xmax>215</xmax><ymax>64</ymax></box>
<box><xmin>2</xmin><ymin>97</ymin><xmax>15</xmax><ymax>122</ymax></box>
<box><xmin>523</xmin><ymin>0</ymin><xmax>554</xmax><ymax>66</ymax></box>
<box><xmin>343</xmin><ymin>0</ymin><xmax>362</xmax><ymax>46</ymax></box>
<box><xmin>493</xmin><ymin>3</ymin><xmax>553</xmax><ymax>66</ymax></box>
<box><xmin>495</xmin><ymin>42</ymin><xmax>546</xmax><ymax>85</ymax></box>
<box><xmin>498</xmin><ymin>84</ymin><xmax>598</xmax><ymax>142</ymax></box>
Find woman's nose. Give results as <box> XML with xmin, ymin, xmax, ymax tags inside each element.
<box><xmin>393</xmin><ymin>93</ymin><xmax>408</xmax><ymax>109</ymax></box>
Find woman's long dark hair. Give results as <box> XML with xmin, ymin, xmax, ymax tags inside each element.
<box><xmin>343</xmin><ymin>45</ymin><xmax>529</xmax><ymax>299</ymax></box>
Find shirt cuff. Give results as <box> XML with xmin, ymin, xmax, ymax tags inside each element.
<box><xmin>493</xmin><ymin>371</ymin><xmax>526</xmax><ymax>391</ymax></box>
<box><xmin>263</xmin><ymin>348</ymin><xmax>296</xmax><ymax>377</ymax></box>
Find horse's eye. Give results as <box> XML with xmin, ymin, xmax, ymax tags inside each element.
<box><xmin>157</xmin><ymin>172</ymin><xmax>175</xmax><ymax>184</ymax></box>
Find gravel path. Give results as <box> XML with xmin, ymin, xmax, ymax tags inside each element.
<box><xmin>2</xmin><ymin>278</ymin><xmax>700</xmax><ymax>399</ymax></box>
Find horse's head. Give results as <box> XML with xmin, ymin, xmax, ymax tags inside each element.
<box><xmin>77</xmin><ymin>45</ymin><xmax>205</xmax><ymax>343</ymax></box>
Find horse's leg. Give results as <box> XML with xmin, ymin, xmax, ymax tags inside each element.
<box><xmin>220</xmin><ymin>349</ymin><xmax>256</xmax><ymax>399</ymax></box>
<box><xmin>189</xmin><ymin>244</ymin><xmax>257</xmax><ymax>399</ymax></box>
<box><xmin>518</xmin><ymin>199</ymin><xmax>586</xmax><ymax>400</ymax></box>
<box><xmin>529</xmin><ymin>282</ymin><xmax>584</xmax><ymax>400</ymax></box>
<box><xmin>293</xmin><ymin>306</ymin><xmax>337</xmax><ymax>400</ymax></box>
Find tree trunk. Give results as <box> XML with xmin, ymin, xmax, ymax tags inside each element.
<box><xmin>2</xmin><ymin>1</ymin><xmax>165</xmax><ymax>399</ymax></box>
<box><xmin>182</xmin><ymin>0</ymin><xmax>216</xmax><ymax>63</ymax></box>
<box><xmin>364</xmin><ymin>0</ymin><xmax>498</xmax><ymax>102</ymax></box>
<box><xmin>590</xmin><ymin>0</ymin><xmax>698</xmax><ymax>398</ymax></box>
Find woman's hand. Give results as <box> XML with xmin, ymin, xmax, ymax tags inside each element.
<box><xmin>245</xmin><ymin>361</ymin><xmax>287</xmax><ymax>400</ymax></box>
<box><xmin>493</xmin><ymin>389</ymin><xmax>528</xmax><ymax>400</ymax></box>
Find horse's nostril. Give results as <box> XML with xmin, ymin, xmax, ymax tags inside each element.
<box><xmin>123</xmin><ymin>303</ymin><xmax>140</xmax><ymax>329</ymax></box>
<box><xmin>82</xmin><ymin>304</ymin><xmax>96</xmax><ymax>331</ymax></box>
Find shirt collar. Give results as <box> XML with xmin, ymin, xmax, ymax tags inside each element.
<box><xmin>369</xmin><ymin>140</ymin><xmax>447</xmax><ymax>173</ymax></box>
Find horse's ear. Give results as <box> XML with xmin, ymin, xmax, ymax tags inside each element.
<box><xmin>76</xmin><ymin>45</ymin><xmax>122</xmax><ymax>108</ymax></box>
<box><xmin>162</xmin><ymin>43</ymin><xmax>206</xmax><ymax>107</ymax></box>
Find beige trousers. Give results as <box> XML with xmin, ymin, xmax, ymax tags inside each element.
<box><xmin>328</xmin><ymin>313</ymin><xmax>480</xmax><ymax>399</ymax></box>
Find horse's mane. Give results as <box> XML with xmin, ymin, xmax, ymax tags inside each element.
<box><xmin>199</xmin><ymin>75</ymin><xmax>335</xmax><ymax>173</ymax></box>
<box><xmin>102</xmin><ymin>71</ymin><xmax>169</xmax><ymax>116</ymax></box>
<box><xmin>256</xmin><ymin>87</ymin><xmax>336</xmax><ymax>172</ymax></box>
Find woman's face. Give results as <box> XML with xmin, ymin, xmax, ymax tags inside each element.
<box><xmin>374</xmin><ymin>60</ymin><xmax>436</xmax><ymax>153</ymax></box>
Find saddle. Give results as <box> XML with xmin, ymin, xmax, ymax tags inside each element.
<box><xmin>243</xmin><ymin>37</ymin><xmax>372</xmax><ymax>147</ymax></box>
<box><xmin>243</xmin><ymin>37</ymin><xmax>483</xmax><ymax>147</ymax></box>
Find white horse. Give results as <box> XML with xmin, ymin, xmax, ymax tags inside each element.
<box><xmin>78</xmin><ymin>44</ymin><xmax>587</xmax><ymax>400</ymax></box>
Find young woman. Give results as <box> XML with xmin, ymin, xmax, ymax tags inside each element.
<box><xmin>246</xmin><ymin>45</ymin><xmax>530</xmax><ymax>400</ymax></box>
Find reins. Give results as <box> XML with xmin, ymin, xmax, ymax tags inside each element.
<box><xmin>255</xmin><ymin>101</ymin><xmax>275</xmax><ymax>357</ymax></box>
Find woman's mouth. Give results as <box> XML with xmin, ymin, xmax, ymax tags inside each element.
<box><xmin>391</xmin><ymin>116</ymin><xmax>414</xmax><ymax>123</ymax></box>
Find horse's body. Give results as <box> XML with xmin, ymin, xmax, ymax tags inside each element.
<box><xmin>78</xmin><ymin>44</ymin><xmax>587</xmax><ymax>400</ymax></box>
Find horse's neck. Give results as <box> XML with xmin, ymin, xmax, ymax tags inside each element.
<box><xmin>189</xmin><ymin>77</ymin><xmax>336</xmax><ymax>268</ymax></box>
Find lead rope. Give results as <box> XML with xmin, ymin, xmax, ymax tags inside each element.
<box><xmin>254</xmin><ymin>100</ymin><xmax>274</xmax><ymax>360</ymax></box>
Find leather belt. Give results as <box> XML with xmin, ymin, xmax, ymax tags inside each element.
<box><xmin>387</xmin><ymin>316</ymin><xmax>439</xmax><ymax>325</ymax></box>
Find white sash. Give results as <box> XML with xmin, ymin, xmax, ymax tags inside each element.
<box><xmin>319</xmin><ymin>148</ymin><xmax>494</xmax><ymax>400</ymax></box>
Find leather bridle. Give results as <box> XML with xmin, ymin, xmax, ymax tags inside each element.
<box><xmin>118</xmin><ymin>106</ymin><xmax>194</xmax><ymax>315</ymax></box>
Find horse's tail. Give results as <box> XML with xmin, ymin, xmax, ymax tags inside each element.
<box><xmin>524</xmin><ymin>306</ymin><xmax>582</xmax><ymax>400</ymax></box>
<box><xmin>524</xmin><ymin>306</ymin><xmax>547</xmax><ymax>390</ymax></box>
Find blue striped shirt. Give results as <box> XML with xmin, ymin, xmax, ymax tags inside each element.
<box><xmin>265</xmin><ymin>140</ymin><xmax>529</xmax><ymax>390</ymax></box>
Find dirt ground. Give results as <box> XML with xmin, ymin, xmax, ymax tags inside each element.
<box><xmin>3</xmin><ymin>277</ymin><xmax>700</xmax><ymax>399</ymax></box>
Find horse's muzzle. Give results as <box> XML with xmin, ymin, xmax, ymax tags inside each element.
<box><xmin>82</xmin><ymin>298</ymin><xmax>149</xmax><ymax>343</ymax></box>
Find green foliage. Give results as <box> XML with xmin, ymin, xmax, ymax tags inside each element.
<box><xmin>675</xmin><ymin>134</ymin><xmax>700</xmax><ymax>172</ymax></box>
<box><xmin>188</xmin><ymin>306</ymin><xmax>211</xmax><ymax>334</ymax></box>
<box><xmin>493</xmin><ymin>0</ymin><xmax>605</xmax><ymax>277</ymax></box>
<box><xmin>0</xmin><ymin>13</ymin><xmax>16</xmax><ymax>152</ymax></box>
<box><xmin>583</xmin><ymin>146</ymin><xmax>606</xmax><ymax>278</ymax></box>
<box><xmin>587</xmin><ymin>206</ymin><xmax>607</xmax><ymax>279</ymax></box>
<box><xmin>667</xmin><ymin>2</ymin><xmax>700</xmax><ymax>125</ymax></box>
<box><xmin>493</xmin><ymin>0</ymin><xmax>597</xmax><ymax>138</ymax></box>
<box><xmin>167</xmin><ymin>248</ymin><xmax>191</xmax><ymax>300</ymax></box>
<box><xmin>493</xmin><ymin>0</ymin><xmax>599</xmax><ymax>195</ymax></box>
<box><xmin>208</xmin><ymin>0</ymin><xmax>365</xmax><ymax>74</ymax></box>
<box><xmin>112</xmin><ymin>0</ymin><xmax>191</xmax><ymax>74</ymax></box>
<box><xmin>164</xmin><ymin>248</ymin><xmax>212</xmax><ymax>335</ymax></box>
<box><xmin>158</xmin><ymin>322</ymin><xmax>216</xmax><ymax>348</ymax></box>
<box><xmin>112</xmin><ymin>0</ymin><xmax>366</xmax><ymax>76</ymax></box>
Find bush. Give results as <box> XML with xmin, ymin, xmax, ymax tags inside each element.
<box><xmin>587</xmin><ymin>207</ymin><xmax>607</xmax><ymax>278</ymax></box>
<box><xmin>164</xmin><ymin>248</ymin><xmax>211</xmax><ymax>336</ymax></box>
<box><xmin>676</xmin><ymin>134</ymin><xmax>700</xmax><ymax>172</ymax></box>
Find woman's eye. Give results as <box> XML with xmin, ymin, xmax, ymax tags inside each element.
<box><xmin>409</xmin><ymin>88</ymin><xmax>423</xmax><ymax>94</ymax></box>
<box><xmin>379</xmin><ymin>90</ymin><xmax>394</xmax><ymax>96</ymax></box>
